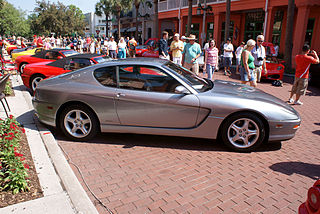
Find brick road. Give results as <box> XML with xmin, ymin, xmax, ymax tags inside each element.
<box><xmin>54</xmin><ymin>71</ymin><xmax>320</xmax><ymax>214</ymax></box>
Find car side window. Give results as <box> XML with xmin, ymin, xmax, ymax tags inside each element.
<box><xmin>45</xmin><ymin>52</ymin><xmax>62</xmax><ymax>60</ymax></box>
<box><xmin>69</xmin><ymin>58</ymin><xmax>91</xmax><ymax>70</ymax></box>
<box><xmin>118</xmin><ymin>65</ymin><xmax>181</xmax><ymax>93</ymax></box>
<box><xmin>94</xmin><ymin>66</ymin><xmax>117</xmax><ymax>88</ymax></box>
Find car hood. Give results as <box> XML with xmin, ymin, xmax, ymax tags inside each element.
<box><xmin>200</xmin><ymin>80</ymin><xmax>299</xmax><ymax>119</ymax></box>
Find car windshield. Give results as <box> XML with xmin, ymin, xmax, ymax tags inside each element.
<box><xmin>164</xmin><ymin>61</ymin><xmax>213</xmax><ymax>92</ymax></box>
<box><xmin>62</xmin><ymin>50</ymin><xmax>79</xmax><ymax>57</ymax></box>
<box><xmin>93</xmin><ymin>56</ymin><xmax>109</xmax><ymax>63</ymax></box>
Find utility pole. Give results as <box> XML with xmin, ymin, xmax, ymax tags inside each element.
<box><xmin>201</xmin><ymin>0</ymin><xmax>207</xmax><ymax>46</ymax></box>
<box><xmin>224</xmin><ymin>0</ymin><xmax>231</xmax><ymax>42</ymax></box>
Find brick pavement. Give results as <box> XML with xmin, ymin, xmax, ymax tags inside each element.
<box><xmin>55</xmin><ymin>70</ymin><xmax>320</xmax><ymax>214</ymax></box>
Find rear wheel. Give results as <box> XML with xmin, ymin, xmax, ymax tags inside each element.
<box><xmin>30</xmin><ymin>74</ymin><xmax>45</xmax><ymax>92</ymax></box>
<box><xmin>59</xmin><ymin>105</ymin><xmax>98</xmax><ymax>141</ymax></box>
<box><xmin>221</xmin><ymin>113</ymin><xmax>265</xmax><ymax>152</ymax></box>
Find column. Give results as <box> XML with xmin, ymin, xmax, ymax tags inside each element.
<box><xmin>265</xmin><ymin>7</ymin><xmax>275</xmax><ymax>43</ymax></box>
<box><xmin>292</xmin><ymin>6</ymin><xmax>310</xmax><ymax>56</ymax></box>
<box><xmin>213</xmin><ymin>12</ymin><xmax>222</xmax><ymax>46</ymax></box>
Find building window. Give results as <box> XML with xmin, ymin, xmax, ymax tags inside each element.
<box><xmin>221</xmin><ymin>21</ymin><xmax>234</xmax><ymax>42</ymax></box>
<box><xmin>206</xmin><ymin>22</ymin><xmax>214</xmax><ymax>41</ymax></box>
<box><xmin>185</xmin><ymin>23</ymin><xmax>200</xmax><ymax>39</ymax></box>
<box><xmin>272</xmin><ymin>10</ymin><xmax>283</xmax><ymax>45</ymax></box>
<box><xmin>244</xmin><ymin>11</ymin><xmax>265</xmax><ymax>41</ymax></box>
<box><xmin>305</xmin><ymin>18</ymin><xmax>315</xmax><ymax>45</ymax></box>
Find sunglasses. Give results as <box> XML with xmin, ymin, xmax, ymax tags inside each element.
<box><xmin>258</xmin><ymin>40</ymin><xmax>264</xmax><ymax>42</ymax></box>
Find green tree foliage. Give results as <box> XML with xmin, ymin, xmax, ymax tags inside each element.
<box><xmin>0</xmin><ymin>1</ymin><xmax>30</xmax><ymax>36</ymax></box>
<box><xmin>29</xmin><ymin>0</ymin><xmax>86</xmax><ymax>36</ymax></box>
<box><xmin>95</xmin><ymin>0</ymin><xmax>113</xmax><ymax>37</ymax></box>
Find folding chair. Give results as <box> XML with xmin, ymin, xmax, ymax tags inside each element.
<box><xmin>0</xmin><ymin>51</ymin><xmax>16</xmax><ymax>74</ymax></box>
<box><xmin>0</xmin><ymin>74</ymin><xmax>11</xmax><ymax>117</ymax></box>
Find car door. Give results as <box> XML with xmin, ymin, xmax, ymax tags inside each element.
<box><xmin>115</xmin><ymin>64</ymin><xmax>200</xmax><ymax>128</ymax></box>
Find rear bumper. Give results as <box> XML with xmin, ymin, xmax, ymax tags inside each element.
<box><xmin>268</xmin><ymin>119</ymin><xmax>301</xmax><ymax>142</ymax></box>
<box><xmin>32</xmin><ymin>97</ymin><xmax>57</xmax><ymax>127</ymax></box>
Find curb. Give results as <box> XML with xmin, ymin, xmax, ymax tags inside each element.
<box><xmin>15</xmin><ymin>76</ymin><xmax>98</xmax><ymax>214</ymax></box>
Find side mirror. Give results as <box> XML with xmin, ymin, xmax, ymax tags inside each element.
<box><xmin>175</xmin><ymin>85</ymin><xmax>190</xmax><ymax>95</ymax></box>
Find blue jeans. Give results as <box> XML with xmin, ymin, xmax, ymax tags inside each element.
<box><xmin>118</xmin><ymin>48</ymin><xmax>126</xmax><ymax>58</ymax></box>
<box><xmin>206</xmin><ymin>64</ymin><xmax>216</xmax><ymax>80</ymax></box>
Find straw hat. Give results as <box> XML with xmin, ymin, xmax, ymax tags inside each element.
<box><xmin>186</xmin><ymin>34</ymin><xmax>196</xmax><ymax>40</ymax></box>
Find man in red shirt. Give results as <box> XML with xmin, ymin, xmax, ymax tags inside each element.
<box><xmin>37</xmin><ymin>35</ymin><xmax>44</xmax><ymax>47</ymax></box>
<box><xmin>289</xmin><ymin>44</ymin><xmax>319</xmax><ymax>105</ymax></box>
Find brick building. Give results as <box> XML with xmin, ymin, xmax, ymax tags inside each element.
<box><xmin>157</xmin><ymin>0</ymin><xmax>320</xmax><ymax>57</ymax></box>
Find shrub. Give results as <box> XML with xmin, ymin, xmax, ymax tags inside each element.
<box><xmin>0</xmin><ymin>115</ymin><xmax>28</xmax><ymax>194</ymax></box>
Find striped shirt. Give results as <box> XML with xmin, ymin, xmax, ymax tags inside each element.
<box><xmin>206</xmin><ymin>47</ymin><xmax>219</xmax><ymax>66</ymax></box>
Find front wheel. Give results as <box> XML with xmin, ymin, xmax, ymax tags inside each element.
<box><xmin>59</xmin><ymin>105</ymin><xmax>98</xmax><ymax>141</ymax></box>
<box><xmin>221</xmin><ymin>113</ymin><xmax>265</xmax><ymax>152</ymax></box>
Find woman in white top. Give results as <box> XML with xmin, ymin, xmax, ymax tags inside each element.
<box><xmin>235</xmin><ymin>42</ymin><xmax>245</xmax><ymax>73</ymax></box>
<box><xmin>117</xmin><ymin>37</ymin><xmax>127</xmax><ymax>59</ymax></box>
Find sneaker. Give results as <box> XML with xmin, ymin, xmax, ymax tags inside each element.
<box><xmin>224</xmin><ymin>71</ymin><xmax>228</xmax><ymax>75</ymax></box>
<box><xmin>294</xmin><ymin>100</ymin><xmax>303</xmax><ymax>105</ymax></box>
<box><xmin>288</xmin><ymin>98</ymin><xmax>294</xmax><ymax>104</ymax></box>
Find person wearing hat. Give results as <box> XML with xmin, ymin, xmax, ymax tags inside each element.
<box><xmin>182</xmin><ymin>34</ymin><xmax>201</xmax><ymax>75</ymax></box>
<box><xmin>223</xmin><ymin>37</ymin><xmax>234</xmax><ymax>75</ymax></box>
<box><xmin>159</xmin><ymin>31</ymin><xmax>170</xmax><ymax>60</ymax></box>
<box><xmin>170</xmin><ymin>33</ymin><xmax>184</xmax><ymax>66</ymax></box>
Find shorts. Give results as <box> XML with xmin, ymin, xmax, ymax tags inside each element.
<box><xmin>236</xmin><ymin>58</ymin><xmax>241</xmax><ymax>66</ymax></box>
<box><xmin>184</xmin><ymin>62</ymin><xmax>199</xmax><ymax>75</ymax></box>
<box><xmin>291</xmin><ymin>77</ymin><xmax>308</xmax><ymax>95</ymax></box>
<box><xmin>224</xmin><ymin>57</ymin><xmax>232</xmax><ymax>67</ymax></box>
<box><xmin>109</xmin><ymin>50</ymin><xmax>117</xmax><ymax>59</ymax></box>
<box><xmin>240</xmin><ymin>67</ymin><xmax>255</xmax><ymax>82</ymax></box>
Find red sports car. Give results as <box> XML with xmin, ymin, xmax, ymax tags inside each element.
<box><xmin>15</xmin><ymin>49</ymin><xmax>79</xmax><ymax>73</ymax></box>
<box><xmin>21</xmin><ymin>53</ymin><xmax>108</xmax><ymax>92</ymax></box>
<box><xmin>262</xmin><ymin>42</ymin><xmax>284</xmax><ymax>80</ymax></box>
<box><xmin>141</xmin><ymin>47</ymin><xmax>160</xmax><ymax>58</ymax></box>
<box><xmin>135</xmin><ymin>45</ymin><xmax>149</xmax><ymax>57</ymax></box>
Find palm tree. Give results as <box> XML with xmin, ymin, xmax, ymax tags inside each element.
<box><xmin>153</xmin><ymin>0</ymin><xmax>159</xmax><ymax>38</ymax></box>
<box><xmin>111</xmin><ymin>0</ymin><xmax>132</xmax><ymax>39</ymax></box>
<box><xmin>224</xmin><ymin>0</ymin><xmax>231</xmax><ymax>42</ymax></box>
<box><xmin>134</xmin><ymin>0</ymin><xmax>141</xmax><ymax>39</ymax></box>
<box><xmin>95</xmin><ymin>0</ymin><xmax>113</xmax><ymax>37</ymax></box>
<box><xmin>186</xmin><ymin>0</ymin><xmax>192</xmax><ymax>36</ymax></box>
<box><xmin>284</xmin><ymin>0</ymin><xmax>295</xmax><ymax>73</ymax></box>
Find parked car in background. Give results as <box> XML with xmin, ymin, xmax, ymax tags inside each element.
<box><xmin>262</xmin><ymin>42</ymin><xmax>285</xmax><ymax>80</ymax></box>
<box><xmin>22</xmin><ymin>54</ymin><xmax>109</xmax><ymax>92</ymax></box>
<box><xmin>33</xmin><ymin>58</ymin><xmax>300</xmax><ymax>152</ymax></box>
<box><xmin>135</xmin><ymin>45</ymin><xmax>149</xmax><ymax>57</ymax></box>
<box><xmin>11</xmin><ymin>46</ymin><xmax>40</xmax><ymax>61</ymax></box>
<box><xmin>15</xmin><ymin>49</ymin><xmax>79</xmax><ymax>73</ymax></box>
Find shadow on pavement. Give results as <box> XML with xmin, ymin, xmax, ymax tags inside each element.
<box><xmin>269</xmin><ymin>162</ymin><xmax>320</xmax><ymax>180</ymax></box>
<box><xmin>312</xmin><ymin>130</ymin><xmax>320</xmax><ymax>136</ymax></box>
<box><xmin>52</xmin><ymin>127</ymin><xmax>282</xmax><ymax>153</ymax></box>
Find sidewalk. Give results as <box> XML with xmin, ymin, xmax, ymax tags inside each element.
<box><xmin>0</xmin><ymin>75</ymin><xmax>98</xmax><ymax>214</ymax></box>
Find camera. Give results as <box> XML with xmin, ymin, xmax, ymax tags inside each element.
<box><xmin>257</xmin><ymin>57</ymin><xmax>264</xmax><ymax>61</ymax></box>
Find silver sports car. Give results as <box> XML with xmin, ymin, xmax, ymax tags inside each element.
<box><xmin>32</xmin><ymin>58</ymin><xmax>301</xmax><ymax>152</ymax></box>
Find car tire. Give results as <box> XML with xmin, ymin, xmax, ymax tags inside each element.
<box><xmin>30</xmin><ymin>74</ymin><xmax>46</xmax><ymax>92</ymax></box>
<box><xmin>19</xmin><ymin>63</ymin><xmax>28</xmax><ymax>74</ymax></box>
<box><xmin>59</xmin><ymin>105</ymin><xmax>99</xmax><ymax>141</ymax></box>
<box><xmin>221</xmin><ymin>112</ymin><xmax>265</xmax><ymax>152</ymax></box>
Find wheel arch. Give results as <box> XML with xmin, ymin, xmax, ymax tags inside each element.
<box><xmin>55</xmin><ymin>101</ymin><xmax>101</xmax><ymax>132</ymax></box>
<box><xmin>217</xmin><ymin>110</ymin><xmax>270</xmax><ymax>143</ymax></box>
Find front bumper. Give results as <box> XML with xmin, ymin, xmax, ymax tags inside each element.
<box><xmin>268</xmin><ymin>119</ymin><xmax>301</xmax><ymax>142</ymax></box>
<box><xmin>32</xmin><ymin>97</ymin><xmax>57</xmax><ymax>127</ymax></box>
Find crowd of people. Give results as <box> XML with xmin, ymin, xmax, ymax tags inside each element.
<box><xmin>1</xmin><ymin>32</ymin><xmax>318</xmax><ymax>105</ymax></box>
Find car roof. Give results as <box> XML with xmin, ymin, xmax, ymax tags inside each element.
<box><xmin>46</xmin><ymin>54</ymin><xmax>104</xmax><ymax>68</ymax></box>
<box><xmin>32</xmin><ymin>49</ymin><xmax>75</xmax><ymax>58</ymax></box>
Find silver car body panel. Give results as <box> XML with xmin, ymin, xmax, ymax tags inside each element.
<box><xmin>32</xmin><ymin>58</ymin><xmax>301</xmax><ymax>142</ymax></box>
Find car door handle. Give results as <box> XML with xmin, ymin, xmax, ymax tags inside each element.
<box><xmin>116</xmin><ymin>93</ymin><xmax>125</xmax><ymax>98</ymax></box>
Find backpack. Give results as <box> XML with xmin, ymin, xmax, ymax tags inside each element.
<box><xmin>272</xmin><ymin>80</ymin><xmax>283</xmax><ymax>87</ymax></box>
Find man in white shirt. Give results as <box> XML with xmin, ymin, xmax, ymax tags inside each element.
<box><xmin>223</xmin><ymin>37</ymin><xmax>234</xmax><ymax>75</ymax></box>
<box><xmin>108</xmin><ymin>36</ymin><xmax>117</xmax><ymax>59</ymax></box>
<box><xmin>251</xmin><ymin>35</ymin><xmax>267</xmax><ymax>83</ymax></box>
